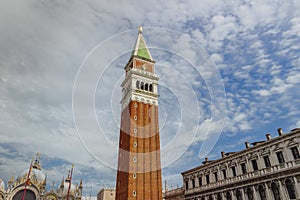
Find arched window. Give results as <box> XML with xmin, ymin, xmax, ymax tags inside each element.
<box><xmin>226</xmin><ymin>191</ymin><xmax>232</xmax><ymax>200</ymax></box>
<box><xmin>271</xmin><ymin>182</ymin><xmax>281</xmax><ymax>200</ymax></box>
<box><xmin>246</xmin><ymin>187</ymin><xmax>254</xmax><ymax>200</ymax></box>
<box><xmin>140</xmin><ymin>82</ymin><xmax>144</xmax><ymax>90</ymax></box>
<box><xmin>217</xmin><ymin>193</ymin><xmax>222</xmax><ymax>200</ymax></box>
<box><xmin>145</xmin><ymin>83</ymin><xmax>148</xmax><ymax>91</ymax></box>
<box><xmin>136</xmin><ymin>80</ymin><xmax>140</xmax><ymax>89</ymax></box>
<box><xmin>285</xmin><ymin>179</ymin><xmax>296</xmax><ymax>199</ymax></box>
<box><xmin>258</xmin><ymin>185</ymin><xmax>267</xmax><ymax>200</ymax></box>
<box><xmin>149</xmin><ymin>84</ymin><xmax>153</xmax><ymax>92</ymax></box>
<box><xmin>13</xmin><ymin>190</ymin><xmax>36</xmax><ymax>200</ymax></box>
<box><xmin>236</xmin><ymin>189</ymin><xmax>242</xmax><ymax>200</ymax></box>
<box><xmin>209</xmin><ymin>195</ymin><xmax>213</xmax><ymax>200</ymax></box>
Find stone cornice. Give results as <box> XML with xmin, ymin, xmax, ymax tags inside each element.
<box><xmin>182</xmin><ymin>129</ymin><xmax>300</xmax><ymax>175</ymax></box>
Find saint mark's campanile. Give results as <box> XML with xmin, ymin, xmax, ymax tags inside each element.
<box><xmin>115</xmin><ymin>27</ymin><xmax>163</xmax><ymax>200</ymax></box>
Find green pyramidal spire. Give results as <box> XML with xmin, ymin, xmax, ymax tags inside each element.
<box><xmin>131</xmin><ymin>26</ymin><xmax>154</xmax><ymax>61</ymax></box>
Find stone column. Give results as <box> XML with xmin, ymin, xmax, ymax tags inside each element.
<box><xmin>241</xmin><ymin>187</ymin><xmax>246</xmax><ymax>200</ymax></box>
<box><xmin>265</xmin><ymin>182</ymin><xmax>274</xmax><ymax>200</ymax></box>
<box><xmin>222</xmin><ymin>191</ymin><xmax>226</xmax><ymax>199</ymax></box>
<box><xmin>268</xmin><ymin>151</ymin><xmax>276</xmax><ymax>171</ymax></box>
<box><xmin>213</xmin><ymin>193</ymin><xmax>216</xmax><ymax>200</ymax></box>
<box><xmin>278</xmin><ymin>180</ymin><xmax>288</xmax><ymax>199</ymax></box>
<box><xmin>219</xmin><ymin>191</ymin><xmax>224</xmax><ymax>200</ymax></box>
<box><xmin>230</xmin><ymin>190</ymin><xmax>236</xmax><ymax>200</ymax></box>
<box><xmin>292</xmin><ymin>176</ymin><xmax>300</xmax><ymax>199</ymax></box>
<box><xmin>252</xmin><ymin>185</ymin><xmax>258</xmax><ymax>200</ymax></box>
<box><xmin>256</xmin><ymin>154</ymin><xmax>263</xmax><ymax>171</ymax></box>
<box><xmin>281</xmin><ymin>145</ymin><xmax>289</xmax><ymax>166</ymax></box>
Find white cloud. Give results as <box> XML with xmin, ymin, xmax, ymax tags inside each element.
<box><xmin>287</xmin><ymin>73</ymin><xmax>300</xmax><ymax>84</ymax></box>
<box><xmin>253</xmin><ymin>90</ymin><xmax>271</xmax><ymax>97</ymax></box>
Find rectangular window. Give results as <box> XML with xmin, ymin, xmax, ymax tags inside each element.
<box><xmin>263</xmin><ymin>156</ymin><xmax>271</xmax><ymax>167</ymax></box>
<box><xmin>206</xmin><ymin>174</ymin><xmax>210</xmax><ymax>184</ymax></box>
<box><xmin>198</xmin><ymin>176</ymin><xmax>202</xmax><ymax>186</ymax></box>
<box><xmin>231</xmin><ymin>167</ymin><xmax>237</xmax><ymax>177</ymax></box>
<box><xmin>276</xmin><ymin>151</ymin><xmax>285</xmax><ymax>164</ymax></box>
<box><xmin>251</xmin><ymin>160</ymin><xmax>258</xmax><ymax>171</ymax></box>
<box><xmin>185</xmin><ymin>180</ymin><xmax>189</xmax><ymax>189</ymax></box>
<box><xmin>192</xmin><ymin>179</ymin><xmax>195</xmax><ymax>188</ymax></box>
<box><xmin>222</xmin><ymin>169</ymin><xmax>227</xmax><ymax>179</ymax></box>
<box><xmin>214</xmin><ymin>172</ymin><xmax>218</xmax><ymax>182</ymax></box>
<box><xmin>241</xmin><ymin>163</ymin><xmax>247</xmax><ymax>174</ymax></box>
<box><xmin>291</xmin><ymin>147</ymin><xmax>300</xmax><ymax>160</ymax></box>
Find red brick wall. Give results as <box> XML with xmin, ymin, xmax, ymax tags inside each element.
<box><xmin>116</xmin><ymin>101</ymin><xmax>162</xmax><ymax>200</ymax></box>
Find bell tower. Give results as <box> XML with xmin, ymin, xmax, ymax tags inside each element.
<box><xmin>115</xmin><ymin>27</ymin><xmax>163</xmax><ymax>200</ymax></box>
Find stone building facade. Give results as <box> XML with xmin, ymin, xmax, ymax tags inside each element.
<box><xmin>182</xmin><ymin>128</ymin><xmax>300</xmax><ymax>200</ymax></box>
<box><xmin>163</xmin><ymin>187</ymin><xmax>184</xmax><ymax>200</ymax></box>
<box><xmin>97</xmin><ymin>188</ymin><xmax>115</xmax><ymax>200</ymax></box>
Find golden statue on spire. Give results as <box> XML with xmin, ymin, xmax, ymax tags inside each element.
<box><xmin>33</xmin><ymin>152</ymin><xmax>41</xmax><ymax>170</ymax></box>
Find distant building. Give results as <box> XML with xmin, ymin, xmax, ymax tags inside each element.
<box><xmin>97</xmin><ymin>188</ymin><xmax>115</xmax><ymax>200</ymax></box>
<box><xmin>0</xmin><ymin>153</ymin><xmax>83</xmax><ymax>200</ymax></box>
<box><xmin>81</xmin><ymin>197</ymin><xmax>97</xmax><ymax>200</ymax></box>
<box><xmin>163</xmin><ymin>187</ymin><xmax>184</xmax><ymax>200</ymax></box>
<box><xmin>182</xmin><ymin>128</ymin><xmax>300</xmax><ymax>200</ymax></box>
<box><xmin>82</xmin><ymin>197</ymin><xmax>97</xmax><ymax>200</ymax></box>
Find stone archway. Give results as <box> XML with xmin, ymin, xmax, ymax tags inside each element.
<box><xmin>12</xmin><ymin>190</ymin><xmax>36</xmax><ymax>200</ymax></box>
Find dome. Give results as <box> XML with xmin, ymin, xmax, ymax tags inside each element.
<box><xmin>58</xmin><ymin>179</ymin><xmax>78</xmax><ymax>196</ymax></box>
<box><xmin>18</xmin><ymin>167</ymin><xmax>46</xmax><ymax>185</ymax></box>
<box><xmin>58</xmin><ymin>166</ymin><xmax>80</xmax><ymax>195</ymax></box>
<box><xmin>62</xmin><ymin>181</ymin><xmax>77</xmax><ymax>193</ymax></box>
<box><xmin>17</xmin><ymin>153</ymin><xmax>46</xmax><ymax>186</ymax></box>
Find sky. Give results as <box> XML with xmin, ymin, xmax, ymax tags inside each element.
<box><xmin>1</xmin><ymin>0</ymin><xmax>300</xmax><ymax>197</ymax></box>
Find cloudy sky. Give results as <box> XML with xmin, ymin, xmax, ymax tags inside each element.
<box><xmin>1</xmin><ymin>0</ymin><xmax>300</xmax><ymax>197</ymax></box>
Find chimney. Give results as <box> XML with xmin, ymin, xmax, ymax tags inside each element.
<box><xmin>266</xmin><ymin>134</ymin><xmax>271</xmax><ymax>140</ymax></box>
<box><xmin>205</xmin><ymin>157</ymin><xmax>208</xmax><ymax>163</ymax></box>
<box><xmin>245</xmin><ymin>142</ymin><xmax>250</xmax><ymax>149</ymax></box>
<box><xmin>221</xmin><ymin>151</ymin><xmax>225</xmax><ymax>158</ymax></box>
<box><xmin>277</xmin><ymin>128</ymin><xmax>283</xmax><ymax>136</ymax></box>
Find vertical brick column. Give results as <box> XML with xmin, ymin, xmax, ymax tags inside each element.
<box><xmin>137</xmin><ymin>101</ymin><xmax>144</xmax><ymax>199</ymax></box>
